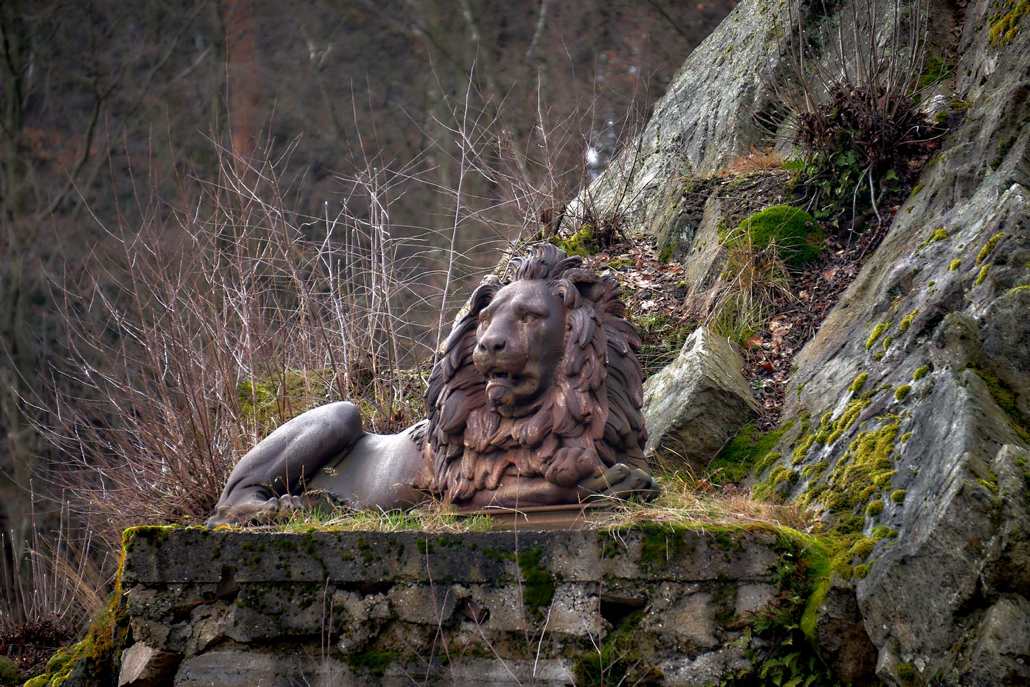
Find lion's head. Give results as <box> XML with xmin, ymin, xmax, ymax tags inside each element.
<box><xmin>424</xmin><ymin>243</ymin><xmax>648</xmax><ymax>506</ymax></box>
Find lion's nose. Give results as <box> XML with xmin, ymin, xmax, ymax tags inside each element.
<box><xmin>477</xmin><ymin>334</ymin><xmax>506</xmax><ymax>353</ymax></box>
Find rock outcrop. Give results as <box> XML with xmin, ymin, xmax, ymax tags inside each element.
<box><xmin>580</xmin><ymin>0</ymin><xmax>1029</xmax><ymax>684</ymax></box>
<box><xmin>643</xmin><ymin>327</ymin><xmax>759</xmax><ymax>471</ymax></box>
<box><xmin>767</xmin><ymin>0</ymin><xmax>1030</xmax><ymax>681</ymax></box>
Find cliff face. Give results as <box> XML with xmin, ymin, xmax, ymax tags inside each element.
<box><xmin>581</xmin><ymin>0</ymin><xmax>1029</xmax><ymax>683</ymax></box>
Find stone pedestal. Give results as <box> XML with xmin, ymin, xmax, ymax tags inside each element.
<box><xmin>110</xmin><ymin>524</ymin><xmax>794</xmax><ymax>686</ymax></box>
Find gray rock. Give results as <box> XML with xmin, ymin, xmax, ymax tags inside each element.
<box><xmin>658</xmin><ymin>647</ymin><xmax>752</xmax><ymax>687</ymax></box>
<box><xmin>174</xmin><ymin>650</ymin><xmax>306</xmax><ymax>687</ymax></box>
<box><xmin>118</xmin><ymin>642</ymin><xmax>180</xmax><ymax>687</ymax></box>
<box><xmin>960</xmin><ymin>595</ymin><xmax>1030</xmax><ymax>686</ymax></box>
<box><xmin>643</xmin><ymin>327</ymin><xmax>760</xmax><ymax>471</ymax></box>
<box><xmin>811</xmin><ymin>581</ymin><xmax>877</xmax><ymax>685</ymax></box>
<box><xmin>563</xmin><ymin>0</ymin><xmax>800</xmax><ymax>228</ymax></box>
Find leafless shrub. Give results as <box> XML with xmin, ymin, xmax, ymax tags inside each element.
<box><xmin>33</xmin><ymin>144</ymin><xmax>447</xmax><ymax>549</ymax></box>
<box><xmin>1</xmin><ymin>501</ymin><xmax>107</xmax><ymax>676</ymax></box>
<box><xmin>770</xmin><ymin>0</ymin><xmax>940</xmax><ymax>224</ymax></box>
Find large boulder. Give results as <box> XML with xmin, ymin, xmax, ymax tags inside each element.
<box><xmin>590</xmin><ymin>0</ymin><xmax>1027</xmax><ymax>682</ymax></box>
<box><xmin>642</xmin><ymin>327</ymin><xmax>760</xmax><ymax>471</ymax></box>
<box><xmin>751</xmin><ymin>0</ymin><xmax>1030</xmax><ymax>682</ymax></box>
<box><xmin>561</xmin><ymin>0</ymin><xmax>789</xmax><ymax>228</ymax></box>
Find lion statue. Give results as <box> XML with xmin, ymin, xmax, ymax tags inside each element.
<box><xmin>208</xmin><ymin>243</ymin><xmax>656</xmax><ymax>524</ymax></box>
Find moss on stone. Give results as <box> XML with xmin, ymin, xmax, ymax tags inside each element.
<box><xmin>949</xmin><ymin>258</ymin><xmax>962</xmax><ymax>271</ymax></box>
<box><xmin>913</xmin><ymin>365</ymin><xmax>929</xmax><ymax>381</ymax></box>
<box><xmin>638</xmin><ymin>523</ymin><xmax>685</xmax><ymax>569</ymax></box>
<box><xmin>792</xmin><ymin>432</ymin><xmax>818</xmax><ymax>464</ymax></box>
<box><xmin>573</xmin><ymin>609</ymin><xmax>659</xmax><ymax>686</ymax></box>
<box><xmin>728</xmin><ymin>205</ymin><xmax>825</xmax><ymax>267</ymax></box>
<box><xmin>707</xmin><ymin>422</ymin><xmax>790</xmax><ymax>484</ymax></box>
<box><xmin>989</xmin><ymin>0</ymin><xmax>1028</xmax><ymax>47</ymax></box>
<box><xmin>918</xmin><ymin>227</ymin><xmax>948</xmax><ymax>249</ymax></box>
<box><xmin>970</xmin><ymin>366</ymin><xmax>1029</xmax><ymax>441</ymax></box>
<box><xmin>847</xmin><ymin>537</ymin><xmax>875</xmax><ymax>560</ymax></box>
<box><xmin>818</xmin><ymin>418</ymin><xmax>900</xmax><ymax>514</ymax></box>
<box><xmin>753</xmin><ymin>450</ymin><xmax>783</xmax><ymax>476</ymax></box>
<box><xmin>975</xmin><ymin>263</ymin><xmax>991</xmax><ymax>285</ymax></box>
<box><xmin>977</xmin><ymin>232</ymin><xmax>1005</xmax><ymax>264</ymax></box>
<box><xmin>898</xmin><ymin>308</ymin><xmax>919</xmax><ymax>334</ymax></box>
<box><xmin>894</xmin><ymin>384</ymin><xmax>912</xmax><ymax>402</ymax></box>
<box><xmin>347</xmin><ymin>650</ymin><xmax>400</xmax><ymax>677</ymax></box>
<box><xmin>516</xmin><ymin>546</ymin><xmax>556</xmax><ymax>608</ymax></box>
<box><xmin>552</xmin><ymin>225</ymin><xmax>598</xmax><ymax>257</ymax></box>
<box><xmin>0</xmin><ymin>657</ymin><xmax>19</xmax><ymax>687</ymax></box>
<box><xmin>849</xmin><ymin>371</ymin><xmax>869</xmax><ymax>394</ymax></box>
<box><xmin>865</xmin><ymin>499</ymin><xmax>884</xmax><ymax>517</ymax></box>
<box><xmin>872</xmin><ymin>526</ymin><xmax>897</xmax><ymax>541</ymax></box>
<box><xmin>891</xmin><ymin>489</ymin><xmax>907</xmax><ymax>503</ymax></box>
<box><xmin>827</xmin><ymin>399</ymin><xmax>869</xmax><ymax>445</ymax></box>
<box><xmin>865</xmin><ymin>321</ymin><xmax>889</xmax><ymax>349</ymax></box>
<box><xmin>897</xmin><ymin>661</ymin><xmax>916</xmax><ymax>681</ymax></box>
<box><xmin>238</xmin><ymin>369</ymin><xmax>332</xmax><ymax>433</ymax></box>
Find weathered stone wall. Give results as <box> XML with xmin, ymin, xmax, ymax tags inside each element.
<box><xmin>95</xmin><ymin>524</ymin><xmax>827</xmax><ymax>686</ymax></box>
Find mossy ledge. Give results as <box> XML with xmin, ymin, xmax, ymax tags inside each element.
<box><xmin>28</xmin><ymin>521</ymin><xmax>858</xmax><ymax>685</ymax></box>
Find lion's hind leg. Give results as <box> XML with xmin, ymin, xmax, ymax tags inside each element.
<box><xmin>206</xmin><ymin>401</ymin><xmax>364</xmax><ymax>525</ymax></box>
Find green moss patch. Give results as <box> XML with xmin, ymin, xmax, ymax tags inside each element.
<box><xmin>865</xmin><ymin>321</ymin><xmax>890</xmax><ymax>349</ymax></box>
<box><xmin>976</xmin><ymin>232</ymin><xmax>1005</xmax><ymax>264</ymax></box>
<box><xmin>727</xmin><ymin>205</ymin><xmax>825</xmax><ymax>267</ymax></box>
<box><xmin>816</xmin><ymin>418</ymin><xmax>900</xmax><ymax>515</ymax></box>
<box><xmin>0</xmin><ymin>657</ymin><xmax>19</xmax><ymax>687</ymax></box>
<box><xmin>516</xmin><ymin>546</ymin><xmax>556</xmax><ymax>608</ymax></box>
<box><xmin>552</xmin><ymin>225</ymin><xmax>598</xmax><ymax>257</ymax></box>
<box><xmin>970</xmin><ymin>366</ymin><xmax>1029</xmax><ymax>441</ymax></box>
<box><xmin>707</xmin><ymin>422</ymin><xmax>790</xmax><ymax>484</ymax></box>
<box><xmin>347</xmin><ymin>650</ymin><xmax>400</xmax><ymax>677</ymax></box>
<box><xmin>989</xmin><ymin>0</ymin><xmax>1028</xmax><ymax>47</ymax></box>
<box><xmin>898</xmin><ymin>308</ymin><xmax>919</xmax><ymax>333</ymax></box>
<box><xmin>849</xmin><ymin>371</ymin><xmax>869</xmax><ymax>394</ymax></box>
<box><xmin>918</xmin><ymin>227</ymin><xmax>948</xmax><ymax>249</ymax></box>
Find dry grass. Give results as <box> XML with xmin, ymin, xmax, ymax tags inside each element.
<box><xmin>234</xmin><ymin>473</ymin><xmax>818</xmax><ymax>536</ymax></box>
<box><xmin>1</xmin><ymin>502</ymin><xmax>108</xmax><ymax>680</ymax></box>
<box><xmin>700</xmin><ymin>239</ymin><xmax>794</xmax><ymax>344</ymax></box>
<box><xmin>236</xmin><ymin>502</ymin><xmax>495</xmax><ymax>535</ymax></box>
<box><xmin>719</xmin><ymin>148</ymin><xmax>785</xmax><ymax>176</ymax></box>
<box><xmin>597</xmin><ymin>473</ymin><xmax>818</xmax><ymax>533</ymax></box>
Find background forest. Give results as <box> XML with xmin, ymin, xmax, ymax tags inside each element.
<box><xmin>0</xmin><ymin>0</ymin><xmax>734</xmax><ymax>666</ymax></box>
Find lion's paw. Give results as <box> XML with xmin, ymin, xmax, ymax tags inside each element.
<box><xmin>578</xmin><ymin>463</ymin><xmax>659</xmax><ymax>502</ymax></box>
<box><xmin>545</xmin><ymin>447</ymin><xmax>602</xmax><ymax>488</ymax></box>
<box><xmin>206</xmin><ymin>493</ymin><xmax>314</xmax><ymax>526</ymax></box>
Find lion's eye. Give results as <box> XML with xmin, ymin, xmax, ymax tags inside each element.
<box><xmin>519</xmin><ymin>311</ymin><xmax>539</xmax><ymax>322</ymax></box>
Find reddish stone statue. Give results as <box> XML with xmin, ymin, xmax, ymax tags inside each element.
<box><xmin>209</xmin><ymin>243</ymin><xmax>655</xmax><ymax>524</ymax></box>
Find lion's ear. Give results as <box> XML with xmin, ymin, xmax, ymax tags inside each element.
<box><xmin>564</xmin><ymin>268</ymin><xmax>605</xmax><ymax>303</ymax></box>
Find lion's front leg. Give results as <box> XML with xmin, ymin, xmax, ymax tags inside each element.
<box><xmin>576</xmin><ymin>463</ymin><xmax>659</xmax><ymax>502</ymax></box>
<box><xmin>544</xmin><ymin>438</ymin><xmax>607</xmax><ymax>488</ymax></box>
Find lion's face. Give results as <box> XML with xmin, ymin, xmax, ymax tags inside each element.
<box><xmin>472</xmin><ymin>279</ymin><xmax>565</xmax><ymax>417</ymax></box>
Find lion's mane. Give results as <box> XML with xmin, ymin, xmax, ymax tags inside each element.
<box><xmin>424</xmin><ymin>243</ymin><xmax>647</xmax><ymax>504</ymax></box>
